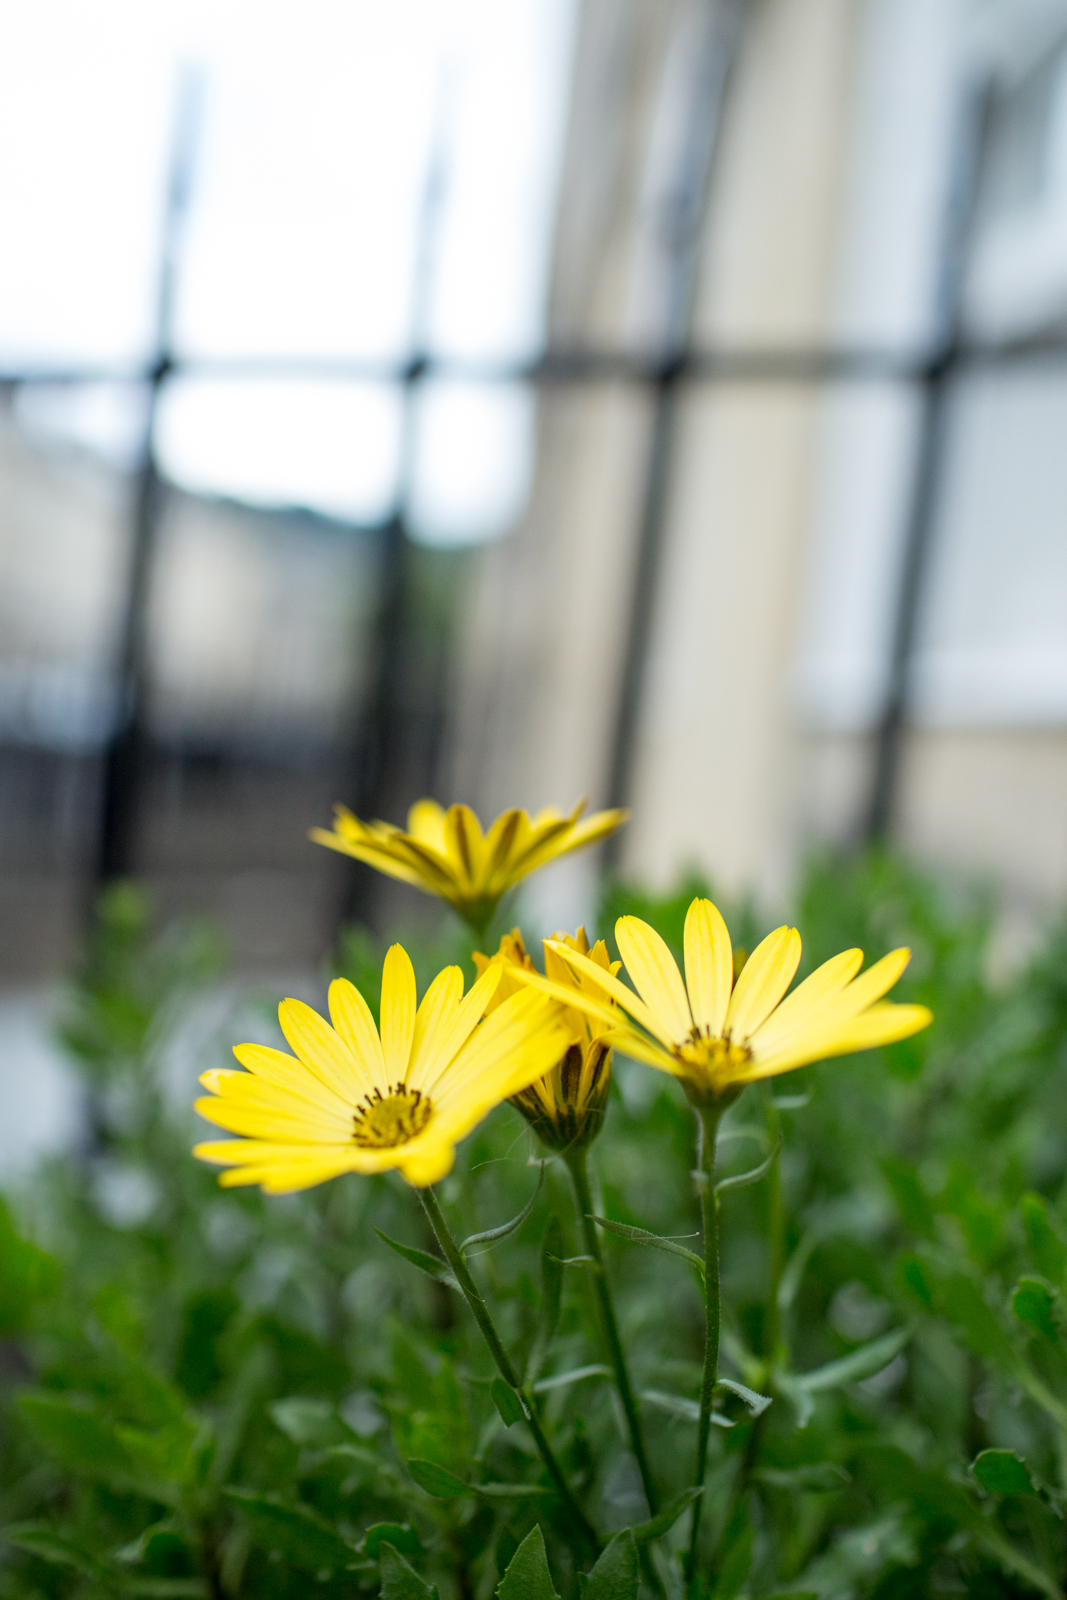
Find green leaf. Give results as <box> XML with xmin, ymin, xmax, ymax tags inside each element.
<box><xmin>116</xmin><ymin>1417</ymin><xmax>200</xmax><ymax>1492</ymax></box>
<box><xmin>374</xmin><ymin>1229</ymin><xmax>459</xmax><ymax>1291</ymax></box>
<box><xmin>972</xmin><ymin>1449</ymin><xmax>1039</xmax><ymax>1497</ymax></box>
<box><xmin>712</xmin><ymin>1502</ymin><xmax>752</xmax><ymax>1599</ymax></box>
<box><xmin>2</xmin><ymin>1522</ymin><xmax>105</xmax><ymax>1580</ymax></box>
<box><xmin>796</xmin><ymin>1326</ymin><xmax>909</xmax><ymax>1392</ymax></box>
<box><xmin>271</xmin><ymin>1396</ymin><xmax>349</xmax><ymax>1447</ymax></box>
<box><xmin>223</xmin><ymin>1488</ymin><xmax>358</xmax><ymax>1573</ymax></box>
<box><xmin>715</xmin><ymin>1137</ymin><xmax>781</xmax><ymax>1198</ymax></box>
<box><xmin>579</xmin><ymin>1531</ymin><xmax>639</xmax><ymax>1599</ymax></box>
<box><xmin>716</xmin><ymin>1376</ymin><xmax>772</xmax><ymax>1416</ymax></box>
<box><xmin>1013</xmin><ymin>1277</ymin><xmax>1060</xmax><ymax>1342</ymax></box>
<box><xmin>534</xmin><ymin>1364</ymin><xmax>611</xmax><ymax>1393</ymax></box>
<box><xmin>939</xmin><ymin>1274</ymin><xmax>1020</xmax><ymax>1369</ymax></box>
<box><xmin>361</xmin><ymin>1523</ymin><xmax>422</xmax><ymax>1560</ymax></box>
<box><xmin>491</xmin><ymin>1378</ymin><xmax>526</xmax><ymax>1426</ymax></box>
<box><xmin>460</xmin><ymin>1164</ymin><xmax>544</xmax><ymax>1255</ymax></box>
<box><xmin>755</xmin><ymin>1464</ymin><xmax>849</xmax><ymax>1492</ymax></box>
<box><xmin>882</xmin><ymin>1159</ymin><xmax>937</xmax><ymax>1239</ymax></box>
<box><xmin>630</xmin><ymin>1485</ymin><xmax>703</xmax><ymax>1544</ymax></box>
<box><xmin>406</xmin><ymin>1457</ymin><xmax>470</xmax><ymax>1498</ymax></box>
<box><xmin>380</xmin><ymin>1542</ymin><xmax>441</xmax><ymax>1600</ymax></box>
<box><xmin>18</xmin><ymin>1392</ymin><xmax>138</xmax><ymax>1488</ymax></box>
<box><xmin>0</xmin><ymin>1201</ymin><xmax>60</xmax><ymax>1334</ymax></box>
<box><xmin>898</xmin><ymin>1252</ymin><xmax>934</xmax><ymax>1309</ymax></box>
<box><xmin>497</xmin><ymin>1525</ymin><xmax>559</xmax><ymax>1600</ymax></box>
<box><xmin>405</xmin><ymin>1456</ymin><xmax>553</xmax><ymax>1500</ymax></box>
<box><xmin>590</xmin><ymin>1216</ymin><xmax>705</xmax><ymax>1276</ymax></box>
<box><xmin>1022</xmin><ymin>1193</ymin><xmax>1067</xmax><ymax>1285</ymax></box>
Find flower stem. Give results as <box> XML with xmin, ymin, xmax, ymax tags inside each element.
<box><xmin>418</xmin><ymin>1185</ymin><xmax>599</xmax><ymax>1555</ymax></box>
<box><xmin>685</xmin><ymin>1102</ymin><xmax>723</xmax><ymax>1592</ymax></box>
<box><xmin>564</xmin><ymin>1146</ymin><xmax>659</xmax><ymax>1515</ymax></box>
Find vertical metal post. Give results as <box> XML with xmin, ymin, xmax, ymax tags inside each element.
<box><xmin>335</xmin><ymin>111</ymin><xmax>450</xmax><ymax>928</ymax></box>
<box><xmin>94</xmin><ymin>67</ymin><xmax>202</xmax><ymax>885</ymax></box>
<box><xmin>863</xmin><ymin>78</ymin><xmax>992</xmax><ymax>841</ymax></box>
<box><xmin>604</xmin><ymin>0</ymin><xmax>747</xmax><ymax>870</ymax></box>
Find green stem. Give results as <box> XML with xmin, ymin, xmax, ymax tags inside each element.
<box><xmin>760</xmin><ymin>1083</ymin><xmax>785</xmax><ymax>1369</ymax></box>
<box><xmin>564</xmin><ymin>1146</ymin><xmax>659</xmax><ymax>1515</ymax></box>
<box><xmin>418</xmin><ymin>1185</ymin><xmax>599</xmax><ymax>1555</ymax></box>
<box><xmin>712</xmin><ymin>1085</ymin><xmax>782</xmax><ymax>1571</ymax></box>
<box><xmin>685</xmin><ymin>1103</ymin><xmax>723</xmax><ymax>1593</ymax></box>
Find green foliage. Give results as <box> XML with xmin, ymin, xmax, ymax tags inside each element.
<box><xmin>7</xmin><ymin>856</ymin><xmax>1067</xmax><ymax>1596</ymax></box>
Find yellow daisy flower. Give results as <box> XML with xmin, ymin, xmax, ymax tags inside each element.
<box><xmin>515</xmin><ymin>897</ymin><xmax>932</xmax><ymax>1105</ymax></box>
<box><xmin>310</xmin><ymin>798</ymin><xmax>626</xmax><ymax>931</ymax></box>
<box><xmin>473</xmin><ymin>928</ymin><xmax>619</xmax><ymax>1151</ymax></box>
<box><xmin>193</xmin><ymin>945</ymin><xmax>572</xmax><ymax>1192</ymax></box>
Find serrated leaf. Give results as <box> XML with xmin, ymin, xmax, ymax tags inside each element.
<box><xmin>497</xmin><ymin>1525</ymin><xmax>559</xmax><ymax>1600</ymax></box>
<box><xmin>380</xmin><ymin>1541</ymin><xmax>440</xmax><ymax>1600</ymax></box>
<box><xmin>2</xmin><ymin>1522</ymin><xmax>104</xmax><ymax>1579</ymax></box>
<box><xmin>406</xmin><ymin>1458</ymin><xmax>470</xmax><ymax>1499</ymax></box>
<box><xmin>716</xmin><ymin>1376</ymin><xmax>772</xmax><ymax>1416</ymax></box>
<box><xmin>590</xmin><ymin>1216</ymin><xmax>705</xmax><ymax>1276</ymax></box>
<box><xmin>1022</xmin><ymin>1193</ymin><xmax>1067</xmax><ymax>1285</ymax></box>
<box><xmin>362</xmin><ymin>1523</ymin><xmax>422</xmax><ymax>1560</ymax></box>
<box><xmin>716</xmin><ymin>1137</ymin><xmax>781</xmax><ymax>1198</ymax></box>
<box><xmin>579</xmin><ymin>1530</ymin><xmax>639</xmax><ymax>1599</ymax></box>
<box><xmin>630</xmin><ymin>1484</ymin><xmax>703</xmax><ymax>1544</ymax></box>
<box><xmin>972</xmin><ymin>1449</ymin><xmax>1039</xmax><ymax>1497</ymax></box>
<box><xmin>1013</xmin><ymin>1277</ymin><xmax>1060</xmax><ymax>1341</ymax></box>
<box><xmin>224</xmin><ymin>1488</ymin><xmax>358</xmax><ymax>1572</ymax></box>
<box><xmin>491</xmin><ymin>1378</ymin><xmax>526</xmax><ymax>1426</ymax></box>
<box><xmin>374</xmin><ymin>1229</ymin><xmax>459</xmax><ymax>1291</ymax></box>
<box><xmin>461</xmin><ymin>1165</ymin><xmax>544</xmax><ymax>1256</ymax></box>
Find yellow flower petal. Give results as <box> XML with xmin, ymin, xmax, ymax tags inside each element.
<box><xmin>194</xmin><ymin>1086</ymin><xmax>351</xmax><ymax>1143</ymax></box>
<box><xmin>407</xmin><ymin>963</ymin><xmax>502</xmax><ymax>1097</ymax></box>
<box><xmin>615</xmin><ymin>916</ymin><xmax>692</xmax><ymax>1044</ymax></box>
<box><xmin>327</xmin><ymin>978</ymin><xmax>387</xmax><ymax>1089</ymax></box>
<box><xmin>543</xmin><ymin>939</ymin><xmax>676</xmax><ymax>1048</ymax></box>
<box><xmin>278</xmin><ymin>998</ymin><xmax>366</xmax><ymax>1102</ymax></box>
<box><xmin>405</xmin><ymin>965</ymin><xmax>464</xmax><ymax>1088</ymax></box>
<box><xmin>444</xmin><ymin>804</ymin><xmax>484</xmax><ymax>888</ymax></box>
<box><xmin>683</xmin><ymin>899</ymin><xmax>733</xmax><ymax>1038</ymax></box>
<box><xmin>724</xmin><ymin>926</ymin><xmax>802</xmax><ymax>1043</ymax></box>
<box><xmin>744</xmin><ymin>1002</ymin><xmax>933</xmax><ymax>1081</ymax></box>
<box><xmin>397</xmin><ymin>1137</ymin><xmax>456</xmax><ymax>1187</ymax></box>
<box><xmin>407</xmin><ymin>798</ymin><xmax>448</xmax><ymax>852</ymax></box>
<box><xmin>231</xmin><ymin>1042</ymin><xmax>356</xmax><ymax>1112</ymax></box>
<box><xmin>380</xmin><ymin>944</ymin><xmax>417</xmax><ymax>1081</ymax></box>
<box><xmin>744</xmin><ymin>948</ymin><xmax>863</xmax><ymax>1057</ymax></box>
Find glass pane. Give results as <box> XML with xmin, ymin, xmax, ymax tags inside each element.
<box><xmin>155</xmin><ymin>378</ymin><xmax>403</xmax><ymax>524</ymax></box>
<box><xmin>407</xmin><ymin>379</ymin><xmax>535</xmax><ymax>545</ymax></box>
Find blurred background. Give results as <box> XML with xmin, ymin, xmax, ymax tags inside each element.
<box><xmin>2</xmin><ymin>0</ymin><xmax>1067</xmax><ymax>1069</ymax></box>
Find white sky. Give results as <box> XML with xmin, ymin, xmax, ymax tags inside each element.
<box><xmin>0</xmin><ymin>0</ymin><xmax>576</xmax><ymax>539</ymax></box>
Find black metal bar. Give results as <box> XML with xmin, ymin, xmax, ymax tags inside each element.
<box><xmin>93</xmin><ymin>68</ymin><xmax>203</xmax><ymax>885</ymax></box>
<box><xmin>11</xmin><ymin>330</ymin><xmax>1067</xmax><ymax>398</ymax></box>
<box><xmin>862</xmin><ymin>77</ymin><xmax>993</xmax><ymax>842</ymax></box>
<box><xmin>604</xmin><ymin>0</ymin><xmax>748</xmax><ymax>868</ymax></box>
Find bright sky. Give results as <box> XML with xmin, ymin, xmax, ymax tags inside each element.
<box><xmin>0</xmin><ymin>0</ymin><xmax>576</xmax><ymax>540</ymax></box>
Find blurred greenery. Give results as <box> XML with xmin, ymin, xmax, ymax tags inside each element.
<box><xmin>2</xmin><ymin>856</ymin><xmax>1067</xmax><ymax>1597</ymax></box>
